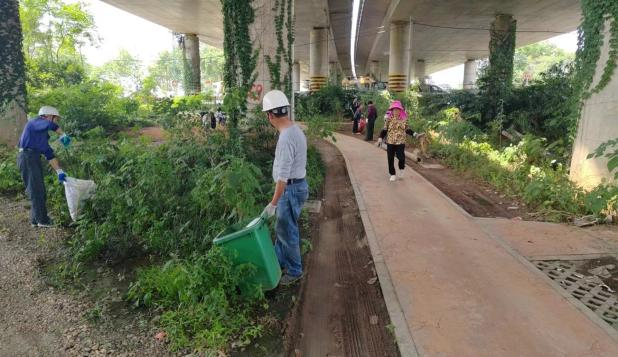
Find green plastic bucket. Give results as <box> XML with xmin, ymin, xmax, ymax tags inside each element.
<box><xmin>213</xmin><ymin>214</ymin><xmax>281</xmax><ymax>291</ymax></box>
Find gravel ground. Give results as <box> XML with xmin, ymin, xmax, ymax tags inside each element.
<box><xmin>0</xmin><ymin>196</ymin><xmax>173</xmax><ymax>357</ymax></box>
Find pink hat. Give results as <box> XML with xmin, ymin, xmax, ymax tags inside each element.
<box><xmin>388</xmin><ymin>100</ymin><xmax>407</xmax><ymax>120</ymax></box>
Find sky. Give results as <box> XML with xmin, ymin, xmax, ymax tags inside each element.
<box><xmin>80</xmin><ymin>0</ymin><xmax>176</xmax><ymax>67</ymax></box>
<box><xmin>81</xmin><ymin>0</ymin><xmax>578</xmax><ymax>87</ymax></box>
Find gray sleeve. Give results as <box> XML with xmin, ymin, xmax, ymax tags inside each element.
<box><xmin>275</xmin><ymin>139</ymin><xmax>294</xmax><ymax>182</ymax></box>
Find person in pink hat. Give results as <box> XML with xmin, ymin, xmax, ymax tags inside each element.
<box><xmin>377</xmin><ymin>100</ymin><xmax>424</xmax><ymax>182</ymax></box>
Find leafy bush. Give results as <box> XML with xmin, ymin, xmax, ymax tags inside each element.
<box><xmin>304</xmin><ymin>114</ymin><xmax>338</xmax><ymax>142</ymax></box>
<box><xmin>306</xmin><ymin>146</ymin><xmax>325</xmax><ymax>197</ymax></box>
<box><xmin>45</xmin><ymin>132</ymin><xmax>268</xmax><ymax>262</ymax></box>
<box><xmin>151</xmin><ymin>92</ymin><xmax>215</xmax><ymax>129</ymax></box>
<box><xmin>0</xmin><ymin>145</ymin><xmax>21</xmax><ymax>195</ymax></box>
<box><xmin>430</xmin><ymin>135</ymin><xmax>618</xmax><ymax>221</ymax></box>
<box><xmin>28</xmin><ymin>80</ymin><xmax>140</xmax><ymax>135</ymax></box>
<box><xmin>295</xmin><ymin>85</ymin><xmax>356</xmax><ymax>119</ymax></box>
<box><xmin>420</xmin><ymin>62</ymin><xmax>576</xmax><ymax>151</ymax></box>
<box><xmin>127</xmin><ymin>250</ymin><xmax>264</xmax><ymax>352</ymax></box>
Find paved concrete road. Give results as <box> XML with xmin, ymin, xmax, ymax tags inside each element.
<box><xmin>332</xmin><ymin>133</ymin><xmax>618</xmax><ymax>357</ymax></box>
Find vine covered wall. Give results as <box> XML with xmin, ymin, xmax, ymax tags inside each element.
<box><xmin>265</xmin><ymin>0</ymin><xmax>294</xmax><ymax>98</ymax></box>
<box><xmin>574</xmin><ymin>0</ymin><xmax>618</xmax><ymax>98</ymax></box>
<box><xmin>221</xmin><ymin>0</ymin><xmax>259</xmax><ymax>127</ymax></box>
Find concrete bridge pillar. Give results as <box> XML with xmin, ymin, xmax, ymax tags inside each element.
<box><xmin>463</xmin><ymin>59</ymin><xmax>478</xmax><ymax>90</ymax></box>
<box><xmin>310</xmin><ymin>27</ymin><xmax>328</xmax><ymax>92</ymax></box>
<box><xmin>329</xmin><ymin>61</ymin><xmax>338</xmax><ymax>85</ymax></box>
<box><xmin>415</xmin><ymin>59</ymin><xmax>426</xmax><ymax>84</ymax></box>
<box><xmin>370</xmin><ymin>60</ymin><xmax>380</xmax><ymax>81</ymax></box>
<box><xmin>183</xmin><ymin>34</ymin><xmax>201</xmax><ymax>94</ymax></box>
<box><xmin>292</xmin><ymin>61</ymin><xmax>301</xmax><ymax>92</ymax></box>
<box><xmin>570</xmin><ymin>21</ymin><xmax>618</xmax><ymax>189</ymax></box>
<box><xmin>388</xmin><ymin>21</ymin><xmax>411</xmax><ymax>92</ymax></box>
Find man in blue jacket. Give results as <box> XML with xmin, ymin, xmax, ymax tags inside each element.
<box><xmin>17</xmin><ymin>106</ymin><xmax>71</xmax><ymax>228</ymax></box>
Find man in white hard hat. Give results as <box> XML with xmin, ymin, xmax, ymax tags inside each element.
<box><xmin>17</xmin><ymin>106</ymin><xmax>71</xmax><ymax>227</ymax></box>
<box><xmin>262</xmin><ymin>90</ymin><xmax>308</xmax><ymax>286</ymax></box>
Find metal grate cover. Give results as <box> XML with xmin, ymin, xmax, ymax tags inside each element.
<box><xmin>535</xmin><ymin>260</ymin><xmax>618</xmax><ymax>328</ymax></box>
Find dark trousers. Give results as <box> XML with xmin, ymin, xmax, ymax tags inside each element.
<box><xmin>17</xmin><ymin>150</ymin><xmax>51</xmax><ymax>225</ymax></box>
<box><xmin>352</xmin><ymin>118</ymin><xmax>359</xmax><ymax>133</ymax></box>
<box><xmin>387</xmin><ymin>144</ymin><xmax>406</xmax><ymax>175</ymax></box>
<box><xmin>365</xmin><ymin>118</ymin><xmax>376</xmax><ymax>140</ymax></box>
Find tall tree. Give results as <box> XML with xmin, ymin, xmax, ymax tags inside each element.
<box><xmin>92</xmin><ymin>49</ymin><xmax>143</xmax><ymax>95</ymax></box>
<box><xmin>200</xmin><ymin>45</ymin><xmax>224</xmax><ymax>84</ymax></box>
<box><xmin>142</xmin><ymin>48</ymin><xmax>184</xmax><ymax>97</ymax></box>
<box><xmin>19</xmin><ymin>0</ymin><xmax>97</xmax><ymax>89</ymax></box>
<box><xmin>513</xmin><ymin>42</ymin><xmax>574</xmax><ymax>85</ymax></box>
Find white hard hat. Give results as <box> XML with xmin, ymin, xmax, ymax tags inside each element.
<box><xmin>262</xmin><ymin>90</ymin><xmax>290</xmax><ymax>112</ymax></box>
<box><xmin>38</xmin><ymin>106</ymin><xmax>61</xmax><ymax>117</ymax></box>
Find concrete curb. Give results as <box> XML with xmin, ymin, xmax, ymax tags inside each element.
<box><xmin>330</xmin><ymin>135</ymin><xmax>420</xmax><ymax>357</ymax></box>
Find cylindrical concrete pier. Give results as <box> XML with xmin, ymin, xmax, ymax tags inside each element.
<box><xmin>292</xmin><ymin>61</ymin><xmax>301</xmax><ymax>92</ymax></box>
<box><xmin>415</xmin><ymin>59</ymin><xmax>426</xmax><ymax>84</ymax></box>
<box><xmin>329</xmin><ymin>61</ymin><xmax>338</xmax><ymax>85</ymax></box>
<box><xmin>183</xmin><ymin>33</ymin><xmax>201</xmax><ymax>94</ymax></box>
<box><xmin>388</xmin><ymin>21</ymin><xmax>411</xmax><ymax>92</ymax></box>
<box><xmin>310</xmin><ymin>27</ymin><xmax>328</xmax><ymax>92</ymax></box>
<box><xmin>370</xmin><ymin>60</ymin><xmax>380</xmax><ymax>81</ymax></box>
<box><xmin>463</xmin><ymin>59</ymin><xmax>477</xmax><ymax>90</ymax></box>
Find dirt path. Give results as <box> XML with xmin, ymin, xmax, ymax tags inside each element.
<box><xmin>0</xmin><ymin>197</ymin><xmax>168</xmax><ymax>357</ymax></box>
<box><xmin>288</xmin><ymin>140</ymin><xmax>399</xmax><ymax>357</ymax></box>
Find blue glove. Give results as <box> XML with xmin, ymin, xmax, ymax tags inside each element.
<box><xmin>56</xmin><ymin>169</ymin><xmax>67</xmax><ymax>183</ymax></box>
<box><xmin>59</xmin><ymin>134</ymin><xmax>71</xmax><ymax>147</ymax></box>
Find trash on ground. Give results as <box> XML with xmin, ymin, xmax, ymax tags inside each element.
<box><xmin>573</xmin><ymin>215</ymin><xmax>598</xmax><ymax>227</ymax></box>
<box><xmin>588</xmin><ymin>265</ymin><xmax>615</xmax><ymax>279</ymax></box>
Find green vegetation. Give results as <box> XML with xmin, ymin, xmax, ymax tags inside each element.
<box><xmin>0</xmin><ymin>145</ymin><xmax>22</xmax><ymax>194</ymax></box>
<box><xmin>0</xmin><ymin>1</ymin><xmax>327</xmax><ymax>353</ymax></box>
<box><xmin>514</xmin><ymin>42</ymin><xmax>574</xmax><ymax>85</ymax></box>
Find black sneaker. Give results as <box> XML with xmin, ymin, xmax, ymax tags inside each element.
<box><xmin>280</xmin><ymin>273</ymin><xmax>303</xmax><ymax>286</ymax></box>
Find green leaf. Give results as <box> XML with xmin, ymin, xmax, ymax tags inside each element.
<box><xmin>608</xmin><ymin>155</ymin><xmax>618</xmax><ymax>172</ymax></box>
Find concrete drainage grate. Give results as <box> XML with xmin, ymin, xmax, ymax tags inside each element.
<box><xmin>534</xmin><ymin>260</ymin><xmax>618</xmax><ymax>328</ymax></box>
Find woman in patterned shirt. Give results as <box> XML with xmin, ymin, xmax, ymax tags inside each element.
<box><xmin>377</xmin><ymin>100</ymin><xmax>424</xmax><ymax>182</ymax></box>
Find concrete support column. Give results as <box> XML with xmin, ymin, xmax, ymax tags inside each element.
<box><xmin>310</xmin><ymin>27</ymin><xmax>328</xmax><ymax>91</ymax></box>
<box><xmin>369</xmin><ymin>60</ymin><xmax>380</xmax><ymax>81</ymax></box>
<box><xmin>388</xmin><ymin>21</ymin><xmax>411</xmax><ymax>92</ymax></box>
<box><xmin>415</xmin><ymin>59</ymin><xmax>426</xmax><ymax>84</ymax></box>
<box><xmin>570</xmin><ymin>21</ymin><xmax>618</xmax><ymax>188</ymax></box>
<box><xmin>183</xmin><ymin>34</ymin><xmax>201</xmax><ymax>94</ymax></box>
<box><xmin>292</xmin><ymin>61</ymin><xmax>301</xmax><ymax>92</ymax></box>
<box><xmin>0</xmin><ymin>0</ymin><xmax>27</xmax><ymax>146</ymax></box>
<box><xmin>463</xmin><ymin>59</ymin><xmax>478</xmax><ymax>90</ymax></box>
<box><xmin>329</xmin><ymin>61</ymin><xmax>338</xmax><ymax>85</ymax></box>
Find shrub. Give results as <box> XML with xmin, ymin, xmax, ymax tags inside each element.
<box><xmin>28</xmin><ymin>80</ymin><xmax>139</xmax><ymax>135</ymax></box>
<box><xmin>295</xmin><ymin>85</ymin><xmax>356</xmax><ymax>119</ymax></box>
<box><xmin>127</xmin><ymin>249</ymin><xmax>265</xmax><ymax>352</ymax></box>
<box><xmin>0</xmin><ymin>145</ymin><xmax>21</xmax><ymax>195</ymax></box>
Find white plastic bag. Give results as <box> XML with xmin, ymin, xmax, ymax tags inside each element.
<box><xmin>64</xmin><ymin>177</ymin><xmax>96</xmax><ymax>221</ymax></box>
